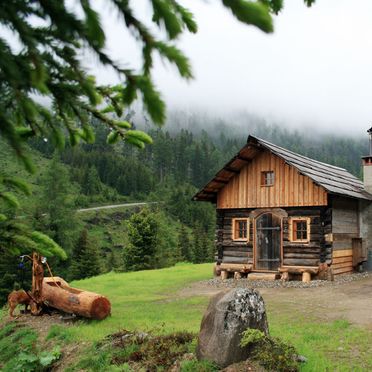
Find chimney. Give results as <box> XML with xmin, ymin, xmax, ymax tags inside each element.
<box><xmin>362</xmin><ymin>127</ymin><xmax>372</xmax><ymax>194</ymax></box>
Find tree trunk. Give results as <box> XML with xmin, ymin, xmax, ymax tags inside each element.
<box><xmin>42</xmin><ymin>277</ymin><xmax>111</xmax><ymax>320</ymax></box>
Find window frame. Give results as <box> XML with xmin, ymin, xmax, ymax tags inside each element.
<box><xmin>261</xmin><ymin>171</ymin><xmax>275</xmax><ymax>187</ymax></box>
<box><xmin>232</xmin><ymin>218</ymin><xmax>249</xmax><ymax>242</ymax></box>
<box><xmin>289</xmin><ymin>217</ymin><xmax>311</xmax><ymax>243</ymax></box>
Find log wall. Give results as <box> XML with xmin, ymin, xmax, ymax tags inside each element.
<box><xmin>217</xmin><ymin>207</ymin><xmax>330</xmax><ymax>268</ymax></box>
<box><xmin>282</xmin><ymin>208</ymin><xmax>327</xmax><ymax>267</ymax></box>
<box><xmin>218</xmin><ymin>209</ymin><xmax>253</xmax><ymax>265</ymax></box>
<box><xmin>217</xmin><ymin>151</ymin><xmax>328</xmax><ymax>209</ymax></box>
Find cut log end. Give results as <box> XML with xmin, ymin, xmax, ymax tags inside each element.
<box><xmin>90</xmin><ymin>297</ymin><xmax>111</xmax><ymax>320</ymax></box>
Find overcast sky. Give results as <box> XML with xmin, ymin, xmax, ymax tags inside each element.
<box><xmin>89</xmin><ymin>0</ymin><xmax>372</xmax><ymax>135</ymax></box>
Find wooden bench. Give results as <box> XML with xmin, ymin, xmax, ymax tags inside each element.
<box><xmin>279</xmin><ymin>266</ymin><xmax>319</xmax><ymax>282</ymax></box>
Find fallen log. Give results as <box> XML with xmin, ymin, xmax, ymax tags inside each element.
<box><xmin>42</xmin><ymin>277</ymin><xmax>111</xmax><ymax>320</ymax></box>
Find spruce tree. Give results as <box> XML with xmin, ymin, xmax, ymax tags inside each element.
<box><xmin>71</xmin><ymin>229</ymin><xmax>101</xmax><ymax>280</ymax></box>
<box><xmin>84</xmin><ymin>166</ymin><xmax>102</xmax><ymax>196</ymax></box>
<box><xmin>178</xmin><ymin>225</ymin><xmax>192</xmax><ymax>262</ymax></box>
<box><xmin>124</xmin><ymin>208</ymin><xmax>158</xmax><ymax>271</ymax></box>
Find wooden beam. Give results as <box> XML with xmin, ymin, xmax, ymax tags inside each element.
<box><xmin>237</xmin><ymin>155</ymin><xmax>251</xmax><ymax>162</ymax></box>
<box><xmin>224</xmin><ymin>166</ymin><xmax>240</xmax><ymax>174</ymax></box>
<box><xmin>213</xmin><ymin>179</ymin><xmax>229</xmax><ymax>184</ymax></box>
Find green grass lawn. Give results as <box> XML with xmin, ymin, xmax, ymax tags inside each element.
<box><xmin>68</xmin><ymin>263</ymin><xmax>212</xmax><ymax>341</ymax></box>
<box><xmin>2</xmin><ymin>263</ymin><xmax>372</xmax><ymax>371</ymax></box>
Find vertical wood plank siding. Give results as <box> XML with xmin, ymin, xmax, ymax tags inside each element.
<box><xmin>217</xmin><ymin>151</ymin><xmax>328</xmax><ymax>209</ymax></box>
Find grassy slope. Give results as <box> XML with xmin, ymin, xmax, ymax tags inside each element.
<box><xmin>1</xmin><ymin>264</ymin><xmax>372</xmax><ymax>371</ymax></box>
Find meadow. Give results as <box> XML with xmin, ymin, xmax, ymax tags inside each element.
<box><xmin>1</xmin><ymin>263</ymin><xmax>372</xmax><ymax>371</ymax></box>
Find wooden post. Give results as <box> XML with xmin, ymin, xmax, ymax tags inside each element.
<box><xmin>281</xmin><ymin>271</ymin><xmax>289</xmax><ymax>281</ymax></box>
<box><xmin>31</xmin><ymin>252</ymin><xmax>44</xmax><ymax>315</ymax></box>
<box><xmin>221</xmin><ymin>270</ymin><xmax>228</xmax><ymax>280</ymax></box>
<box><xmin>234</xmin><ymin>272</ymin><xmax>242</xmax><ymax>280</ymax></box>
<box><xmin>302</xmin><ymin>271</ymin><xmax>311</xmax><ymax>283</ymax></box>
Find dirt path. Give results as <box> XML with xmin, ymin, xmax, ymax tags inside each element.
<box><xmin>179</xmin><ymin>276</ymin><xmax>372</xmax><ymax>329</ymax></box>
<box><xmin>76</xmin><ymin>201</ymin><xmax>158</xmax><ymax>213</ymax></box>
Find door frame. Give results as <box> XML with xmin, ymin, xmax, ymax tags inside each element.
<box><xmin>251</xmin><ymin>209</ymin><xmax>285</xmax><ymax>272</ymax></box>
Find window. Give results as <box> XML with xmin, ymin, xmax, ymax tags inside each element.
<box><xmin>289</xmin><ymin>218</ymin><xmax>310</xmax><ymax>243</ymax></box>
<box><xmin>261</xmin><ymin>171</ymin><xmax>275</xmax><ymax>186</ymax></box>
<box><xmin>233</xmin><ymin>218</ymin><xmax>249</xmax><ymax>241</ymax></box>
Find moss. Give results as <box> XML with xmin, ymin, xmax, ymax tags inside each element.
<box><xmin>240</xmin><ymin>328</ymin><xmax>300</xmax><ymax>372</ymax></box>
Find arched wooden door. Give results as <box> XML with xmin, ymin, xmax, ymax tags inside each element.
<box><xmin>255</xmin><ymin>213</ymin><xmax>281</xmax><ymax>271</ymax></box>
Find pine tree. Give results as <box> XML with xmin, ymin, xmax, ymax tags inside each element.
<box><xmin>84</xmin><ymin>166</ymin><xmax>102</xmax><ymax>195</ymax></box>
<box><xmin>124</xmin><ymin>208</ymin><xmax>158</xmax><ymax>271</ymax></box>
<box><xmin>70</xmin><ymin>229</ymin><xmax>101</xmax><ymax>280</ymax></box>
<box><xmin>178</xmin><ymin>225</ymin><xmax>192</xmax><ymax>262</ymax></box>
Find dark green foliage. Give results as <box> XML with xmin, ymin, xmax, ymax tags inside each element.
<box><xmin>178</xmin><ymin>225</ymin><xmax>192</xmax><ymax>262</ymax></box>
<box><xmin>70</xmin><ymin>229</ymin><xmax>102</xmax><ymax>280</ymax></box>
<box><xmin>240</xmin><ymin>328</ymin><xmax>300</xmax><ymax>371</ymax></box>
<box><xmin>124</xmin><ymin>208</ymin><xmax>159</xmax><ymax>271</ymax></box>
<box><xmin>84</xmin><ymin>166</ymin><xmax>102</xmax><ymax>196</ymax></box>
<box><xmin>192</xmin><ymin>226</ymin><xmax>204</xmax><ymax>264</ymax></box>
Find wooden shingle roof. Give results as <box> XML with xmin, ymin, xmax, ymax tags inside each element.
<box><xmin>193</xmin><ymin>135</ymin><xmax>372</xmax><ymax>202</ymax></box>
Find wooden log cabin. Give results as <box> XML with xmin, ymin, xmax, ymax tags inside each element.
<box><xmin>193</xmin><ymin>135</ymin><xmax>372</xmax><ymax>281</ymax></box>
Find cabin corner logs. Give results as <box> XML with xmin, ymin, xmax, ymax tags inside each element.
<box><xmin>196</xmin><ymin>135</ymin><xmax>371</xmax><ymax>281</ymax></box>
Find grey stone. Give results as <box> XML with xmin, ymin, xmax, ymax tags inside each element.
<box><xmin>296</xmin><ymin>355</ymin><xmax>308</xmax><ymax>363</ymax></box>
<box><xmin>196</xmin><ymin>288</ymin><xmax>269</xmax><ymax>368</ymax></box>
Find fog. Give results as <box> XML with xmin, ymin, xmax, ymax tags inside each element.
<box><xmin>77</xmin><ymin>1</ymin><xmax>372</xmax><ymax>135</ymax></box>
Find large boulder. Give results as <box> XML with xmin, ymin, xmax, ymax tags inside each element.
<box><xmin>196</xmin><ymin>288</ymin><xmax>269</xmax><ymax>368</ymax></box>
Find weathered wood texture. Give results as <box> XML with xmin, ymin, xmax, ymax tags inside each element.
<box><xmin>330</xmin><ymin>197</ymin><xmax>360</xmax><ymax>275</ymax></box>
<box><xmin>331</xmin><ymin>250</ymin><xmax>353</xmax><ymax>275</ymax></box>
<box><xmin>217</xmin><ymin>151</ymin><xmax>328</xmax><ymax>209</ymax></box>
<box><xmin>218</xmin><ymin>209</ymin><xmax>253</xmax><ymax>264</ymax></box>
<box><xmin>42</xmin><ymin>277</ymin><xmax>111</xmax><ymax>320</ymax></box>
